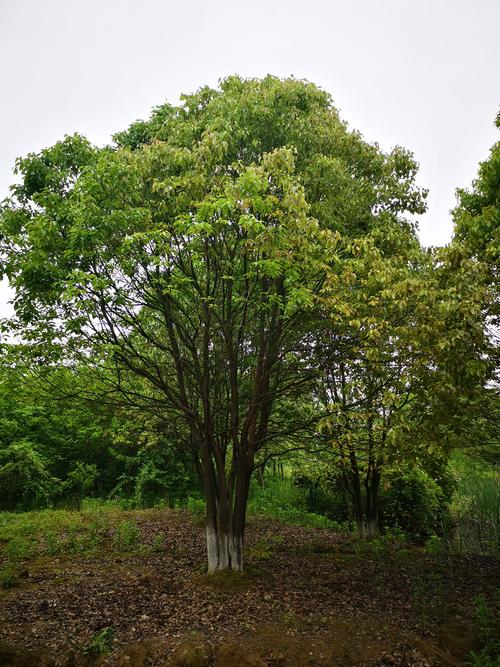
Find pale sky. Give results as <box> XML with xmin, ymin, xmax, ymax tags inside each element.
<box><xmin>0</xmin><ymin>0</ymin><xmax>499</xmax><ymax>318</ymax></box>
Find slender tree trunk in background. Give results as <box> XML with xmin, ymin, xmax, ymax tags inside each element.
<box><xmin>351</xmin><ymin>473</ymin><xmax>367</xmax><ymax>538</ymax></box>
<box><xmin>365</xmin><ymin>470</ymin><xmax>380</xmax><ymax>538</ymax></box>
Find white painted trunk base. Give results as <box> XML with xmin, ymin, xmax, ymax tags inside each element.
<box><xmin>205</xmin><ymin>525</ymin><xmax>243</xmax><ymax>572</ymax></box>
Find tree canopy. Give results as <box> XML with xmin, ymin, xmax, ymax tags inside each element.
<box><xmin>0</xmin><ymin>76</ymin><xmax>489</xmax><ymax>571</ymax></box>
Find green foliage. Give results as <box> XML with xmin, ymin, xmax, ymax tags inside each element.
<box><xmin>186</xmin><ymin>496</ymin><xmax>206</xmax><ymax>517</ymax></box>
<box><xmin>0</xmin><ymin>506</ymin><xmax>150</xmax><ymax>564</ymax></box>
<box><xmin>63</xmin><ymin>462</ymin><xmax>99</xmax><ymax>500</ymax></box>
<box><xmin>248</xmin><ymin>478</ymin><xmax>348</xmax><ymax>531</ymax></box>
<box><xmin>379</xmin><ymin>468</ymin><xmax>446</xmax><ymax>539</ymax></box>
<box><xmin>0</xmin><ymin>364</ymin><xmax>200</xmax><ymax>512</ymax></box>
<box><xmin>423</xmin><ymin>535</ymin><xmax>445</xmax><ymax>556</ymax></box>
<box><xmin>150</xmin><ymin>531</ymin><xmax>166</xmax><ymax>553</ymax></box>
<box><xmin>247</xmin><ymin>534</ymin><xmax>284</xmax><ymax>560</ymax></box>
<box><xmin>113</xmin><ymin>520</ymin><xmax>141</xmax><ymax>551</ymax></box>
<box><xmin>292</xmin><ymin>469</ymin><xmax>349</xmax><ymax>521</ymax></box>
<box><xmin>0</xmin><ymin>439</ymin><xmax>59</xmax><ymax>509</ymax></box>
<box><xmin>84</xmin><ymin>627</ymin><xmax>115</xmax><ymax>657</ymax></box>
<box><xmin>0</xmin><ymin>563</ymin><xmax>20</xmax><ymax>589</ymax></box>
<box><xmin>447</xmin><ymin>454</ymin><xmax>500</xmax><ymax>554</ymax></box>
<box><xmin>467</xmin><ymin>596</ymin><xmax>500</xmax><ymax>667</ymax></box>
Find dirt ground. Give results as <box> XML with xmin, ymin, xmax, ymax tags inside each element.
<box><xmin>0</xmin><ymin>510</ymin><xmax>498</xmax><ymax>666</ymax></box>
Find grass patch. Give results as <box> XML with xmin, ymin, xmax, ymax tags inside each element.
<box><xmin>0</xmin><ymin>505</ymin><xmax>160</xmax><ymax>565</ymax></box>
<box><xmin>0</xmin><ymin>563</ymin><xmax>20</xmax><ymax>589</ymax></box>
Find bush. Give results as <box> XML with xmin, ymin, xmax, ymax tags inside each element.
<box><xmin>186</xmin><ymin>496</ymin><xmax>206</xmax><ymax>516</ymax></box>
<box><xmin>379</xmin><ymin>468</ymin><xmax>446</xmax><ymax>539</ymax></box>
<box><xmin>0</xmin><ymin>440</ymin><xmax>61</xmax><ymax>510</ymax></box>
<box><xmin>63</xmin><ymin>462</ymin><xmax>99</xmax><ymax>501</ymax></box>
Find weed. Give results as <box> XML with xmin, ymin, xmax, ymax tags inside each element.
<box><xmin>43</xmin><ymin>530</ymin><xmax>63</xmax><ymax>556</ymax></box>
<box><xmin>248</xmin><ymin>535</ymin><xmax>284</xmax><ymax>560</ymax></box>
<box><xmin>424</xmin><ymin>534</ymin><xmax>446</xmax><ymax>556</ymax></box>
<box><xmin>113</xmin><ymin>520</ymin><xmax>141</xmax><ymax>551</ymax></box>
<box><xmin>84</xmin><ymin>627</ymin><xmax>115</xmax><ymax>656</ymax></box>
<box><xmin>467</xmin><ymin>596</ymin><xmax>500</xmax><ymax>667</ymax></box>
<box><xmin>186</xmin><ymin>496</ymin><xmax>205</xmax><ymax>516</ymax></box>
<box><xmin>4</xmin><ymin>536</ymin><xmax>35</xmax><ymax>561</ymax></box>
<box><xmin>151</xmin><ymin>531</ymin><xmax>165</xmax><ymax>552</ymax></box>
<box><xmin>0</xmin><ymin>564</ymin><xmax>20</xmax><ymax>589</ymax></box>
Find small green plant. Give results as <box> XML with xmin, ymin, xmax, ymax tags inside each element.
<box><xmin>43</xmin><ymin>530</ymin><xmax>63</xmax><ymax>556</ymax></box>
<box><xmin>424</xmin><ymin>534</ymin><xmax>446</xmax><ymax>556</ymax></box>
<box><xmin>467</xmin><ymin>596</ymin><xmax>500</xmax><ymax>667</ymax></box>
<box><xmin>113</xmin><ymin>520</ymin><xmax>141</xmax><ymax>551</ymax></box>
<box><xmin>84</xmin><ymin>627</ymin><xmax>115</xmax><ymax>656</ymax></box>
<box><xmin>384</xmin><ymin>526</ymin><xmax>407</xmax><ymax>542</ymax></box>
<box><xmin>4</xmin><ymin>536</ymin><xmax>35</xmax><ymax>561</ymax></box>
<box><xmin>151</xmin><ymin>531</ymin><xmax>165</xmax><ymax>552</ymax></box>
<box><xmin>0</xmin><ymin>564</ymin><xmax>20</xmax><ymax>589</ymax></box>
<box><xmin>186</xmin><ymin>496</ymin><xmax>205</xmax><ymax>516</ymax></box>
<box><xmin>248</xmin><ymin>534</ymin><xmax>284</xmax><ymax>560</ymax></box>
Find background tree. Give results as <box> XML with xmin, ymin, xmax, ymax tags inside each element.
<box><xmin>316</xmin><ymin>223</ymin><xmax>487</xmax><ymax>537</ymax></box>
<box><xmin>451</xmin><ymin>113</ymin><xmax>499</xmax><ymax>460</ymax></box>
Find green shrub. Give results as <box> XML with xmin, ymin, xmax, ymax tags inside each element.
<box><xmin>186</xmin><ymin>496</ymin><xmax>206</xmax><ymax>516</ymax></box>
<box><xmin>248</xmin><ymin>478</ymin><xmax>348</xmax><ymax>531</ymax></box>
<box><xmin>292</xmin><ymin>471</ymin><xmax>349</xmax><ymax>522</ymax></box>
<box><xmin>379</xmin><ymin>468</ymin><xmax>446</xmax><ymax>539</ymax></box>
<box><xmin>4</xmin><ymin>536</ymin><xmax>35</xmax><ymax>561</ymax></box>
<box><xmin>467</xmin><ymin>596</ymin><xmax>500</xmax><ymax>666</ymax></box>
<box><xmin>424</xmin><ymin>534</ymin><xmax>445</xmax><ymax>556</ymax></box>
<box><xmin>0</xmin><ymin>440</ymin><xmax>61</xmax><ymax>510</ymax></box>
<box><xmin>63</xmin><ymin>462</ymin><xmax>99</xmax><ymax>501</ymax></box>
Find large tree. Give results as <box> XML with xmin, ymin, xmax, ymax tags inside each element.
<box><xmin>0</xmin><ymin>76</ymin><xmax>427</xmax><ymax>571</ymax></box>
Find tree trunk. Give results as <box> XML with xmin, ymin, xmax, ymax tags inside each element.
<box><xmin>205</xmin><ymin>521</ymin><xmax>244</xmax><ymax>573</ymax></box>
<box><xmin>203</xmin><ymin>457</ymin><xmax>251</xmax><ymax>573</ymax></box>
<box><xmin>365</xmin><ymin>469</ymin><xmax>380</xmax><ymax>538</ymax></box>
<box><xmin>350</xmin><ymin>471</ymin><xmax>381</xmax><ymax>539</ymax></box>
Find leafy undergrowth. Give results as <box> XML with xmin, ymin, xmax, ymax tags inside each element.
<box><xmin>0</xmin><ymin>508</ymin><xmax>498</xmax><ymax>666</ymax></box>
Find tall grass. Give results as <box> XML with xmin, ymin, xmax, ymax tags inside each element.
<box><xmin>247</xmin><ymin>477</ymin><xmax>347</xmax><ymax>530</ymax></box>
<box><xmin>447</xmin><ymin>454</ymin><xmax>500</xmax><ymax>554</ymax></box>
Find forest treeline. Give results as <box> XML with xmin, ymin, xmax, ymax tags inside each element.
<box><xmin>0</xmin><ymin>77</ymin><xmax>498</xmax><ymax>569</ymax></box>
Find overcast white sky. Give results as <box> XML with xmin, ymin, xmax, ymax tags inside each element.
<box><xmin>0</xmin><ymin>0</ymin><xmax>499</xmax><ymax>318</ymax></box>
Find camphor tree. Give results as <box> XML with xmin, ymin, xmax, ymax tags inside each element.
<box><xmin>0</xmin><ymin>76</ymin><xmax>428</xmax><ymax>571</ymax></box>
